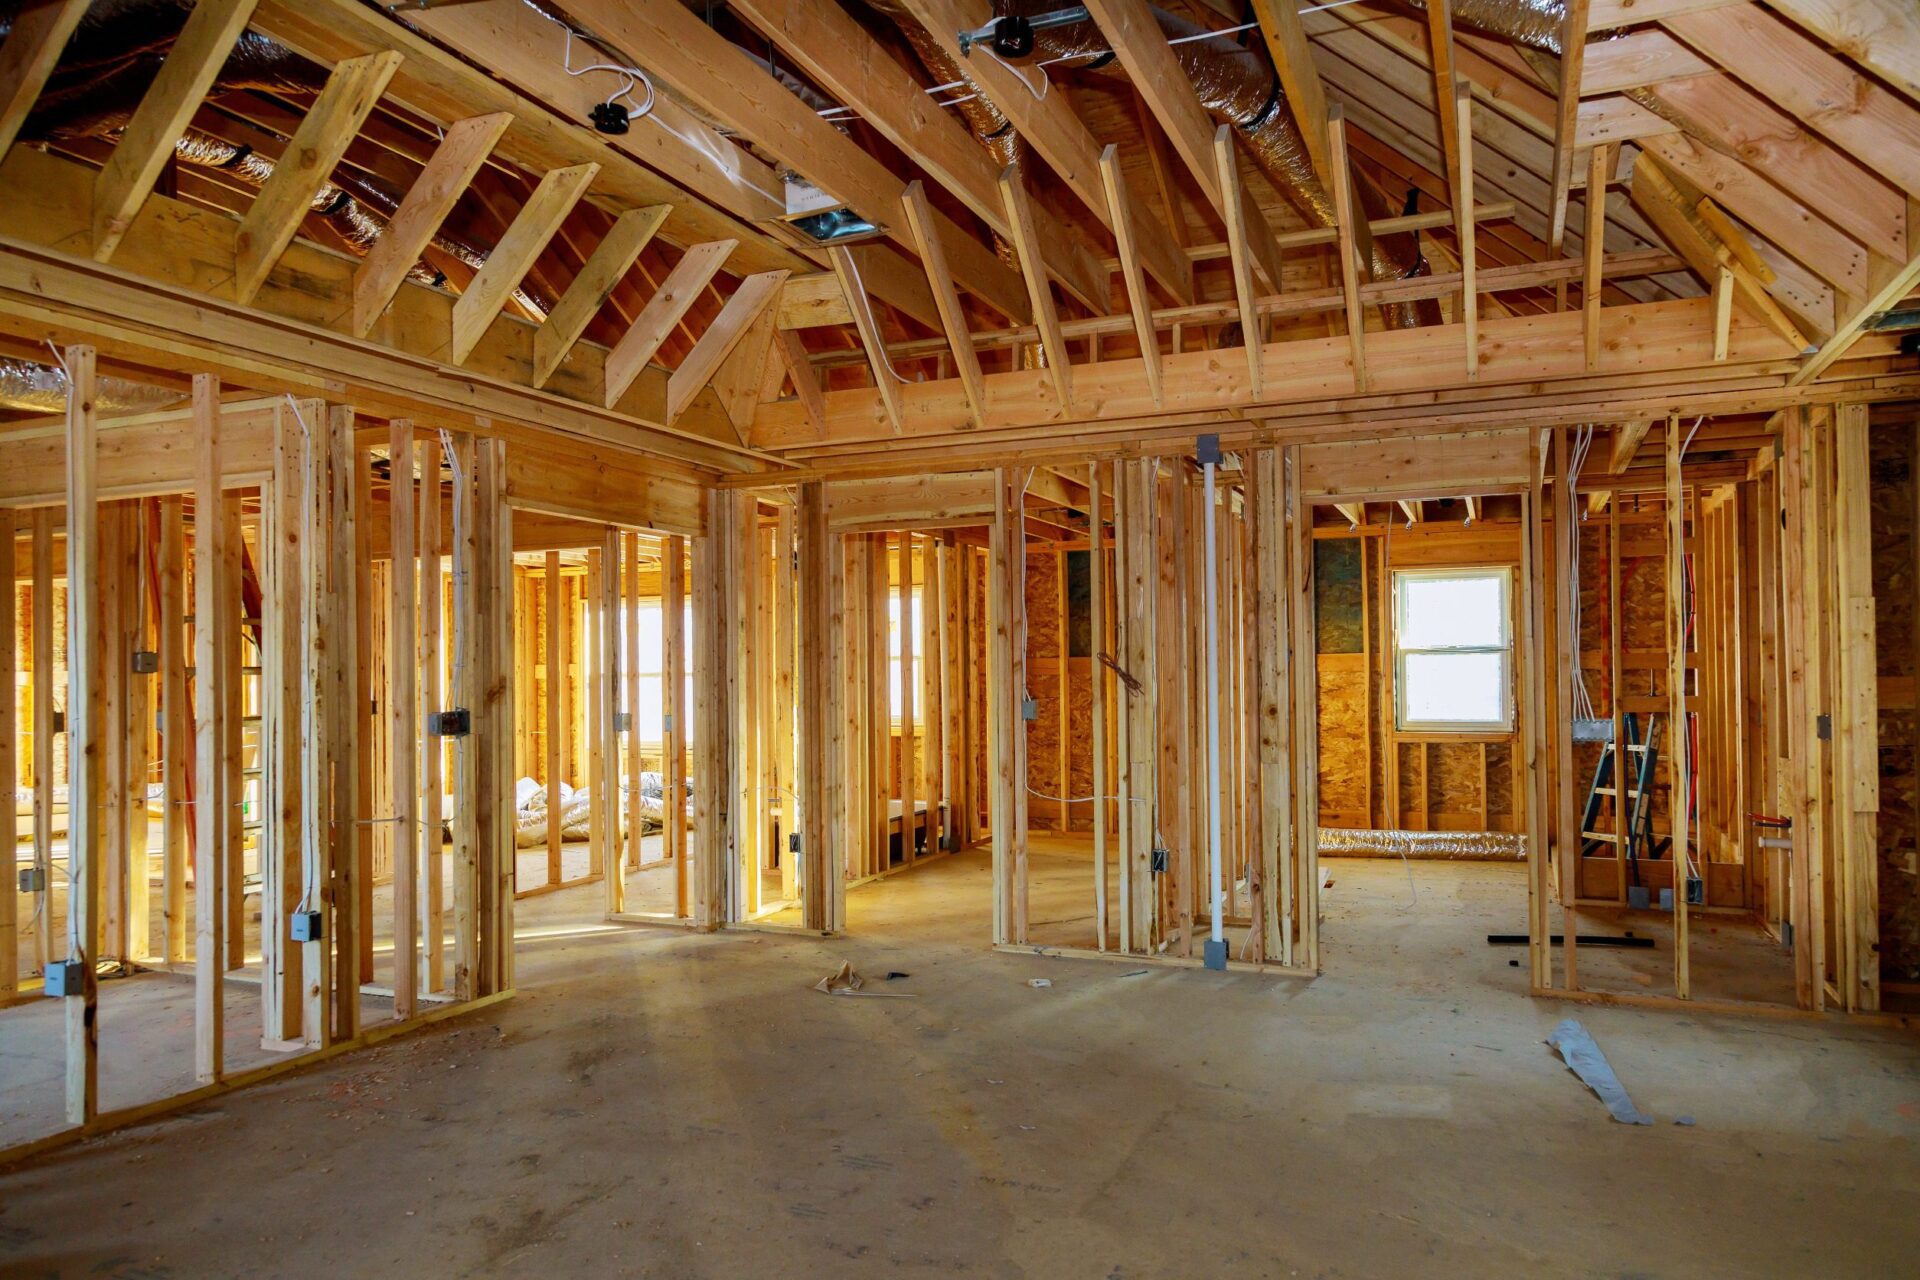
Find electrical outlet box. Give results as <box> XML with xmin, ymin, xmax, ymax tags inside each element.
<box><xmin>1151</xmin><ymin>845</ymin><xmax>1169</xmax><ymax>875</ymax></box>
<box><xmin>131</xmin><ymin>649</ymin><xmax>159</xmax><ymax>674</ymax></box>
<box><xmin>1022</xmin><ymin>698</ymin><xmax>1039</xmax><ymax>722</ymax></box>
<box><xmin>662</xmin><ymin>713</ymin><xmax>674</xmax><ymax>732</ymax></box>
<box><xmin>43</xmin><ymin>959</ymin><xmax>85</xmax><ymax>997</ymax></box>
<box><xmin>1686</xmin><ymin>876</ymin><xmax>1705</xmax><ymax>906</ymax></box>
<box><xmin>614</xmin><ymin>711</ymin><xmax>631</xmax><ymax>733</ymax></box>
<box><xmin>17</xmin><ymin>867</ymin><xmax>44</xmax><ymax>893</ymax></box>
<box><xmin>428</xmin><ymin>708</ymin><xmax>471</xmax><ymax>737</ymax></box>
<box><xmin>291</xmin><ymin>910</ymin><xmax>324</xmax><ymax>943</ymax></box>
<box><xmin>52</xmin><ymin>708</ymin><xmax>64</xmax><ymax>734</ymax></box>
<box><xmin>788</xmin><ymin>832</ymin><xmax>801</xmax><ymax>854</ymax></box>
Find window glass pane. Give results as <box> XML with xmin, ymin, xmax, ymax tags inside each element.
<box><xmin>886</xmin><ymin>590</ymin><xmax>923</xmax><ymax>720</ymax></box>
<box><xmin>1397</xmin><ymin>573</ymin><xmax>1506</xmax><ymax>650</ymax></box>
<box><xmin>636</xmin><ymin>602</ymin><xmax>664</xmax><ymax>659</ymax></box>
<box><xmin>1402</xmin><ymin>652</ymin><xmax>1506</xmax><ymax>725</ymax></box>
<box><xmin>637</xmin><ymin>675</ymin><xmax>664</xmax><ymax>743</ymax></box>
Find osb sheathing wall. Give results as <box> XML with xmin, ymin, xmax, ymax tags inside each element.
<box><xmin>1869</xmin><ymin>409</ymin><xmax>1920</xmax><ymax>982</ymax></box>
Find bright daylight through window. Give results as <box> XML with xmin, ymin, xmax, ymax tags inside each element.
<box><xmin>1393</xmin><ymin>567</ymin><xmax>1512</xmax><ymax>732</ymax></box>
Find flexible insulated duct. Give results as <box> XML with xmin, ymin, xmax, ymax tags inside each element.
<box><xmin>863</xmin><ymin>0</ymin><xmax>1441</xmax><ymax>327</ymax></box>
<box><xmin>0</xmin><ymin>357</ymin><xmax>183</xmax><ymax>416</ymax></box>
<box><xmin>3</xmin><ymin>0</ymin><xmax>549</xmax><ymax>315</ymax></box>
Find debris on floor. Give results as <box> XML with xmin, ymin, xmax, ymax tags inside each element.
<box><xmin>813</xmin><ymin>961</ymin><xmax>917</xmax><ymax>999</ymax></box>
<box><xmin>1546</xmin><ymin>1018</ymin><xmax>1655</xmax><ymax>1125</ymax></box>
<box><xmin>1027</xmin><ymin>977</ymin><xmax>1052</xmax><ymax>989</ymax></box>
<box><xmin>815</xmin><ymin>961</ymin><xmax>864</xmax><ymax>994</ymax></box>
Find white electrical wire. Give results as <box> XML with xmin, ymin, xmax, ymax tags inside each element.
<box><xmin>529</xmin><ymin>1</ymin><xmax>657</xmax><ymax>121</ymax></box>
<box><xmin>839</xmin><ymin>252</ymin><xmax>917</xmax><ymax>385</ymax></box>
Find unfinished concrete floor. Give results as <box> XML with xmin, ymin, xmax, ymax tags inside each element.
<box><xmin>3</xmin><ymin>841</ymin><xmax>1918</xmax><ymax>1277</ymax></box>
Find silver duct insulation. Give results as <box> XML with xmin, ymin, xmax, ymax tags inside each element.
<box><xmin>864</xmin><ymin>0</ymin><xmax>1435</xmax><ymax>327</ymax></box>
<box><xmin>1414</xmin><ymin>0</ymin><xmax>1566</xmax><ymax>55</ymax></box>
<box><xmin>0</xmin><ymin>358</ymin><xmax>183</xmax><ymax>416</ymax></box>
<box><xmin>7</xmin><ymin>0</ymin><xmax>550</xmax><ymax>316</ymax></box>
<box><xmin>171</xmin><ymin>131</ymin><xmax>458</xmax><ymax>296</ymax></box>
<box><xmin>1319</xmin><ymin>826</ymin><xmax>1527</xmax><ymax>860</ymax></box>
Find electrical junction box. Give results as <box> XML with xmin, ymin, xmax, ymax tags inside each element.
<box><xmin>614</xmin><ymin>711</ymin><xmax>631</xmax><ymax>733</ymax></box>
<box><xmin>1022</xmin><ymin>698</ymin><xmax>1039</xmax><ymax>722</ymax></box>
<box><xmin>43</xmin><ymin>959</ymin><xmax>85</xmax><ymax>997</ymax></box>
<box><xmin>18</xmin><ymin>867</ymin><xmax>44</xmax><ymax>893</ymax></box>
<box><xmin>291</xmin><ymin>911</ymin><xmax>324</xmax><ymax>943</ymax></box>
<box><xmin>131</xmin><ymin>649</ymin><xmax>159</xmax><ymax>674</ymax></box>
<box><xmin>428</xmin><ymin>708</ymin><xmax>471</xmax><ymax>737</ymax></box>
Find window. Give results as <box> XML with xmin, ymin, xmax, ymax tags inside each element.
<box><xmin>631</xmin><ymin>601</ymin><xmax>694</xmax><ymax>746</ymax></box>
<box><xmin>888</xmin><ymin>589</ymin><xmax>923</xmax><ymax>725</ymax></box>
<box><xmin>1393</xmin><ymin>567</ymin><xmax>1512</xmax><ymax>732</ymax></box>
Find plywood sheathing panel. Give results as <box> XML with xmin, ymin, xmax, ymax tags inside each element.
<box><xmin>1317</xmin><ymin>657</ymin><xmax>1370</xmax><ymax>824</ymax></box>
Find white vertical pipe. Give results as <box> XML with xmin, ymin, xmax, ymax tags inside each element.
<box><xmin>1203</xmin><ymin>458</ymin><xmax>1224</xmax><ymax>949</ymax></box>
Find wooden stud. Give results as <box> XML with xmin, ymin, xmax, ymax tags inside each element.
<box><xmin>595</xmin><ymin>530</ymin><xmax>621</xmax><ymax>916</ymax></box>
<box><xmin>1089</xmin><ymin>463</ymin><xmax>1108</xmax><ymax>950</ymax></box>
<box><xmin>796</xmin><ymin>484</ymin><xmax>831</xmax><ymax>929</ymax></box>
<box><xmin>623</xmin><ymin>532</ymin><xmax>642</xmax><ymax>879</ymax></box>
<box><xmin>1099</xmin><ymin>145</ymin><xmax>1164</xmax><ymax>409</ymax></box>
<box><xmin>666</xmin><ymin>269</ymin><xmax>789</xmax><ymax>424</ymax></box>
<box><xmin>1583</xmin><ymin>144</ymin><xmax>1611</xmax><ymax>369</ymax></box>
<box><xmin>233</xmin><ymin>51</ymin><xmax>402</xmax><ymax>304</ymax></box>
<box><xmin>30</xmin><ymin>508</ymin><xmax>53</xmax><ymax>980</ymax></box>
<box><xmin>389</xmin><ymin>421</ymin><xmax>418</xmax><ymax>1019</ymax></box>
<box><xmin>1213</xmin><ymin>125</ymin><xmax>1264</xmax><ymax>400</ymax></box>
<box><xmin>544</xmin><ymin>551</ymin><xmax>563</xmax><ymax>889</ymax></box>
<box><xmin>221</xmin><ymin>491</ymin><xmax>243</xmax><ymax>972</ymax></box>
<box><xmin>1547</xmin><ymin>0</ymin><xmax>1594</xmax><ymax>276</ymax></box>
<box><xmin>0</xmin><ymin>507</ymin><xmax>13</xmax><ymax>993</ymax></box>
<box><xmin>1666</xmin><ymin>418</ymin><xmax>1691</xmax><ymax>999</ymax></box>
<box><xmin>665</xmin><ymin>534</ymin><xmax>688</xmax><ymax>916</ymax></box>
<box><xmin>416</xmin><ymin>434</ymin><xmax>444</xmax><ymax>992</ymax></box>
<box><xmin>1456</xmin><ymin>83</ymin><xmax>1478</xmax><ymax>378</ymax></box>
<box><xmin>329</xmin><ymin>408</ymin><xmax>362</xmax><ymax>1031</ymax></box>
<box><xmin>1833</xmin><ymin>403</ymin><xmax>1880</xmax><ymax>1011</ymax></box>
<box><xmin>450</xmin><ymin>163</ymin><xmax>600</xmax><ymax>363</ymax></box>
<box><xmin>1551</xmin><ymin>428</ymin><xmax>1581</xmax><ymax>991</ymax></box>
<box><xmin>92</xmin><ymin>0</ymin><xmax>259</xmax><ymax>261</ymax></box>
<box><xmin>532</xmin><ymin>204</ymin><xmax>669</xmax><ymax>387</ymax></box>
<box><xmin>1250</xmin><ymin>0</ymin><xmax>1333</xmax><ymax>186</ymax></box>
<box><xmin>1284</xmin><ymin>447</ymin><xmax>1318</xmax><ymax>969</ymax></box>
<box><xmin>63</xmin><ymin>346</ymin><xmax>102</xmax><ymax>1125</ymax></box>
<box><xmin>158</xmin><ymin>497</ymin><xmax>188</xmax><ymax>965</ymax></box>
<box><xmin>1521</xmin><ymin>431</ymin><xmax>1551</xmax><ymax>991</ymax></box>
<box><xmin>901</xmin><ymin>181</ymin><xmax>989</xmax><ymax>429</ymax></box>
<box><xmin>259</xmin><ymin>402</ymin><xmax>303</xmax><ymax>1043</ymax></box>
<box><xmin>827</xmin><ymin>245</ymin><xmax>906</xmax><ymax>434</ymax></box>
<box><xmin>0</xmin><ymin>0</ymin><xmax>89</xmax><ymax>160</ymax></box>
<box><xmin>997</xmin><ymin>167</ymin><xmax>1073</xmax><ymax>411</ymax></box>
<box><xmin>898</xmin><ymin>532</ymin><xmax>918</xmax><ymax>862</ymax></box>
<box><xmin>352</xmin><ymin>112</ymin><xmax>512</xmax><ymax>337</ymax></box>
<box><xmin>1327</xmin><ymin>108</ymin><xmax>1368</xmax><ymax>395</ymax></box>
<box><xmin>191</xmin><ymin>372</ymin><xmax>225</xmax><ymax>1083</ymax></box>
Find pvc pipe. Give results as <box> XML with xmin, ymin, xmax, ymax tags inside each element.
<box><xmin>1203</xmin><ymin>460</ymin><xmax>1224</xmax><ymax>948</ymax></box>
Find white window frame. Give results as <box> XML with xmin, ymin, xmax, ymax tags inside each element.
<box><xmin>1392</xmin><ymin>566</ymin><xmax>1514</xmax><ymax>733</ymax></box>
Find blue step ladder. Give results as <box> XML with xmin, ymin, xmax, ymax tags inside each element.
<box><xmin>1578</xmin><ymin>713</ymin><xmax>1663</xmax><ymax>887</ymax></box>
